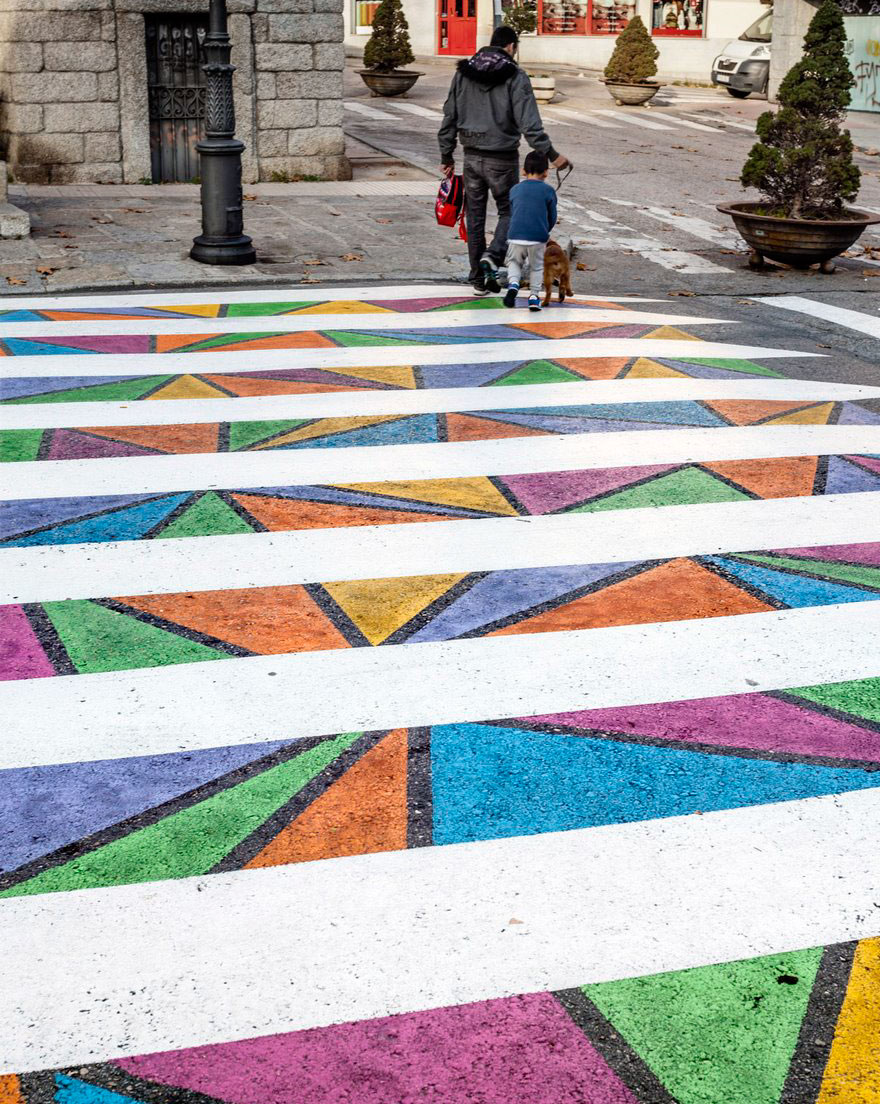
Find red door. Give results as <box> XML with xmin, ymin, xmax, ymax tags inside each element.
<box><xmin>438</xmin><ymin>0</ymin><xmax>477</xmax><ymax>55</ymax></box>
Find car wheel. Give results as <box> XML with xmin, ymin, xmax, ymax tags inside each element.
<box><xmin>727</xmin><ymin>87</ymin><xmax>750</xmax><ymax>98</ymax></box>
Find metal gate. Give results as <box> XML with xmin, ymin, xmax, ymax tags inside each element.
<box><xmin>145</xmin><ymin>14</ymin><xmax>208</xmax><ymax>183</ymax></box>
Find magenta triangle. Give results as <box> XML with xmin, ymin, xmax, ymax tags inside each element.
<box><xmin>47</xmin><ymin>430</ymin><xmax>156</xmax><ymax>461</ymax></box>
<box><xmin>500</xmin><ymin>465</ymin><xmax>678</xmax><ymax>513</ymax></box>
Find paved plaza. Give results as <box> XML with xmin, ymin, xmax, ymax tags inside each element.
<box><xmin>1</xmin><ymin>284</ymin><xmax>879</xmax><ymax>1100</ymax></box>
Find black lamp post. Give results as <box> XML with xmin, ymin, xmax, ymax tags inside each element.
<box><xmin>190</xmin><ymin>0</ymin><xmax>256</xmax><ymax>265</ymax></box>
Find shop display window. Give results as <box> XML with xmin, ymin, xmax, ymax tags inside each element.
<box><xmin>651</xmin><ymin>0</ymin><xmax>704</xmax><ymax>36</ymax></box>
<box><xmin>354</xmin><ymin>0</ymin><xmax>380</xmax><ymax>35</ymax></box>
<box><xmin>537</xmin><ymin>0</ymin><xmax>636</xmax><ymax>35</ymax></box>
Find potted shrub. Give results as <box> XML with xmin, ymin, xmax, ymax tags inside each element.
<box><xmin>504</xmin><ymin>1</ymin><xmax>555</xmax><ymax>101</ymax></box>
<box><xmin>359</xmin><ymin>0</ymin><xmax>423</xmax><ymax>97</ymax></box>
<box><xmin>601</xmin><ymin>16</ymin><xmax>661</xmax><ymax>107</ymax></box>
<box><xmin>718</xmin><ymin>0</ymin><xmax>880</xmax><ymax>273</ymax></box>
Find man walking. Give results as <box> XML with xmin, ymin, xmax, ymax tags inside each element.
<box><xmin>438</xmin><ymin>25</ymin><xmax>570</xmax><ymax>296</ymax></box>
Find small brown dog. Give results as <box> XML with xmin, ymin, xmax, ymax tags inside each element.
<box><xmin>542</xmin><ymin>240</ymin><xmax>574</xmax><ymax>307</ymax></box>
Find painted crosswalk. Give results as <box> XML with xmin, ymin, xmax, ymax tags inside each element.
<box><xmin>2</xmin><ymin>285</ymin><xmax>879</xmax><ymax>1100</ymax></box>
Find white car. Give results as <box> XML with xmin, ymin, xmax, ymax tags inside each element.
<box><xmin>712</xmin><ymin>8</ymin><xmax>772</xmax><ymax>98</ymax></box>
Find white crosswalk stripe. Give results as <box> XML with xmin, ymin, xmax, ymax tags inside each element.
<box><xmin>344</xmin><ymin>100</ymin><xmax>399</xmax><ymax>121</ymax></box>
<box><xmin>592</xmin><ymin>108</ymin><xmax>675</xmax><ymax>131</ymax></box>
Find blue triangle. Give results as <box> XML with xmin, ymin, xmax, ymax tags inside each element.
<box><xmin>0</xmin><ymin>375</ymin><xmax>127</xmax><ymax>400</ymax></box>
<box><xmin>8</xmin><ymin>493</ymin><xmax>192</xmax><ymax>546</ymax></box>
<box><xmin>707</xmin><ymin>556</ymin><xmax>880</xmax><ymax>607</ymax></box>
<box><xmin>54</xmin><ymin>1074</ymin><xmax>147</xmax><ymax>1103</ymax></box>
<box><xmin>825</xmin><ymin>455</ymin><xmax>880</xmax><ymax>495</ymax></box>
<box><xmin>0</xmin><ymin>494</ymin><xmax>158</xmax><ymax>541</ymax></box>
<box><xmin>418</xmin><ymin>362</ymin><xmax>523</xmax><ymax>389</ymax></box>
<box><xmin>499</xmin><ymin>401</ymin><xmax>726</xmax><ymax>427</ymax></box>
<box><xmin>430</xmin><ymin>723</ymin><xmax>880</xmax><ymax>844</ymax></box>
<box><xmin>279</xmin><ymin>414</ymin><xmax>439</xmax><ymax>450</ymax></box>
<box><xmin>838</xmin><ymin>403</ymin><xmax>880</xmax><ymax>426</ymax></box>
<box><xmin>0</xmin><ymin>309</ymin><xmax>49</xmax><ymax>321</ymax></box>
<box><xmin>3</xmin><ymin>338</ymin><xmax>98</xmax><ymax>356</ymax></box>
<box><xmin>1</xmin><ymin>739</ymin><xmax>291</xmax><ymax>871</ymax></box>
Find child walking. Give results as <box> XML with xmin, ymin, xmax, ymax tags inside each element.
<box><xmin>503</xmin><ymin>150</ymin><xmax>557</xmax><ymax>313</ymax></box>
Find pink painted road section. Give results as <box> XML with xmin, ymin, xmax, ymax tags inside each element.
<box><xmin>117</xmin><ymin>992</ymin><xmax>638</xmax><ymax>1104</ymax></box>
<box><xmin>502</xmin><ymin>465</ymin><xmax>676</xmax><ymax>513</ymax></box>
<box><xmin>774</xmin><ymin>542</ymin><xmax>880</xmax><ymax>565</ymax></box>
<box><xmin>0</xmin><ymin>605</ymin><xmax>55</xmax><ymax>681</ymax></box>
<box><xmin>526</xmin><ymin>693</ymin><xmax>880</xmax><ymax>764</ymax></box>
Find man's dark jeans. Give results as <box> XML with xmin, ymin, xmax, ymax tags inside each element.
<box><xmin>463</xmin><ymin>152</ymin><xmax>520</xmax><ymax>280</ymax></box>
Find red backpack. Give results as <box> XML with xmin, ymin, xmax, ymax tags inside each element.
<box><xmin>435</xmin><ymin>173</ymin><xmax>468</xmax><ymax>242</ymax></box>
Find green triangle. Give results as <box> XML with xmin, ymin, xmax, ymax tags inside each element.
<box><xmin>733</xmin><ymin>553</ymin><xmax>880</xmax><ymax>591</ymax></box>
<box><xmin>156</xmin><ymin>492</ymin><xmax>256</xmax><ymax>538</ymax></box>
<box><xmin>1</xmin><ymin>731</ymin><xmax>362</xmax><ymax>897</ymax></box>
<box><xmin>490</xmin><ymin>360</ymin><xmax>582</xmax><ymax>387</ymax></box>
<box><xmin>432</xmin><ymin>297</ymin><xmax>504</xmax><ymax>311</ymax></box>
<box><xmin>0</xmin><ymin>428</ymin><xmax>44</xmax><ymax>463</ymax></box>
<box><xmin>6</xmin><ymin>376</ymin><xmax>172</xmax><ymax>405</ymax></box>
<box><xmin>571</xmin><ymin>466</ymin><xmax>750</xmax><ymax>513</ymax></box>
<box><xmin>683</xmin><ymin>357</ymin><xmax>783</xmax><ymax>378</ymax></box>
<box><xmin>584</xmin><ymin>946</ymin><xmax>823</xmax><ymax>1104</ymax></box>
<box><xmin>787</xmin><ymin>675</ymin><xmax>880</xmax><ymax>724</ymax></box>
<box><xmin>43</xmin><ymin>600</ymin><xmax>226</xmax><ymax>674</ymax></box>
<box><xmin>225</xmin><ymin>301</ymin><xmax>312</xmax><ymax>317</ymax></box>
<box><xmin>227</xmin><ymin>418</ymin><xmax>306</xmax><ymax>451</ymax></box>
<box><xmin>326</xmin><ymin>331</ymin><xmax>422</xmax><ymax>348</ymax></box>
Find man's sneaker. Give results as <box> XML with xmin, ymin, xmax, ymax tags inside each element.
<box><xmin>473</xmin><ymin>271</ymin><xmax>488</xmax><ymax>297</ymax></box>
<box><xmin>480</xmin><ymin>257</ymin><xmax>501</xmax><ymax>294</ymax></box>
<box><xmin>503</xmin><ymin>285</ymin><xmax>519</xmax><ymax>308</ymax></box>
<box><xmin>528</xmin><ymin>294</ymin><xmax>542</xmax><ymax>312</ymax></box>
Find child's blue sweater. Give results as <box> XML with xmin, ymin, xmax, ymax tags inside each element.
<box><xmin>507</xmin><ymin>179</ymin><xmax>557</xmax><ymax>243</ymax></box>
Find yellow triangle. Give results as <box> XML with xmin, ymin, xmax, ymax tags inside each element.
<box><xmin>161</xmin><ymin>304</ymin><xmax>221</xmax><ymax>318</ymax></box>
<box><xmin>765</xmin><ymin>402</ymin><xmax>835</xmax><ymax>426</ymax></box>
<box><xmin>817</xmin><ymin>938</ymin><xmax>880</xmax><ymax>1103</ymax></box>
<box><xmin>339</xmin><ymin>365</ymin><xmax>417</xmax><ymax>389</ymax></box>
<box><xmin>291</xmin><ymin>300</ymin><xmax>394</xmax><ymax>315</ymax></box>
<box><xmin>625</xmin><ymin>357</ymin><xmax>689</xmax><ymax>379</ymax></box>
<box><xmin>324</xmin><ymin>573</ymin><xmax>467</xmax><ymax>645</ymax></box>
<box><xmin>146</xmin><ymin>374</ymin><xmax>230</xmax><ymax>401</ymax></box>
<box><xmin>642</xmin><ymin>326</ymin><xmax>703</xmax><ymax>341</ymax></box>
<box><xmin>256</xmin><ymin>415</ymin><xmax>400</xmax><ymax>448</ymax></box>
<box><xmin>336</xmin><ymin>477</ymin><xmax>519</xmax><ymax>516</ymax></box>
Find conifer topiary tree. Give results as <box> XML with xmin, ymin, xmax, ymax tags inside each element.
<box><xmin>503</xmin><ymin>0</ymin><xmax>537</xmax><ymax>39</ymax></box>
<box><xmin>741</xmin><ymin>0</ymin><xmax>860</xmax><ymax>219</ymax></box>
<box><xmin>363</xmin><ymin>0</ymin><xmax>415</xmax><ymax>72</ymax></box>
<box><xmin>603</xmin><ymin>16</ymin><xmax>659</xmax><ymax>84</ymax></box>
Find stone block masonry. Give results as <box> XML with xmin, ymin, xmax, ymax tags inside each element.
<box><xmin>0</xmin><ymin>0</ymin><xmax>349</xmax><ymax>185</ymax></box>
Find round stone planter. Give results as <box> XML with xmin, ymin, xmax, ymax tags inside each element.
<box><xmin>716</xmin><ymin>201</ymin><xmax>880</xmax><ymax>273</ymax></box>
<box><xmin>358</xmin><ymin>69</ymin><xmax>423</xmax><ymax>97</ymax></box>
<box><xmin>529</xmin><ymin>74</ymin><xmax>556</xmax><ymax>103</ymax></box>
<box><xmin>601</xmin><ymin>80</ymin><xmax>660</xmax><ymax>106</ymax></box>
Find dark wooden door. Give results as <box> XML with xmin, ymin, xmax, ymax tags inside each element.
<box><xmin>145</xmin><ymin>14</ymin><xmax>208</xmax><ymax>183</ymax></box>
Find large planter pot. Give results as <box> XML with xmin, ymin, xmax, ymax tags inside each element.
<box><xmin>529</xmin><ymin>74</ymin><xmax>556</xmax><ymax>103</ymax></box>
<box><xmin>717</xmin><ymin>201</ymin><xmax>880</xmax><ymax>273</ymax></box>
<box><xmin>358</xmin><ymin>69</ymin><xmax>423</xmax><ymax>97</ymax></box>
<box><xmin>601</xmin><ymin>80</ymin><xmax>660</xmax><ymax>106</ymax></box>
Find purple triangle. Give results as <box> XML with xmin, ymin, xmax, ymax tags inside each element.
<box><xmin>0</xmin><ymin>739</ymin><xmax>291</xmax><ymax>872</ymax></box>
<box><xmin>772</xmin><ymin>542</ymin><xmax>880</xmax><ymax>566</ymax></box>
<box><xmin>825</xmin><ymin>455</ymin><xmax>880</xmax><ymax>494</ymax></box>
<box><xmin>365</xmin><ymin>297</ymin><xmax>477</xmax><ymax>312</ymax></box>
<box><xmin>47</xmin><ymin>430</ymin><xmax>156</xmax><ymax>461</ymax></box>
<box><xmin>419</xmin><ymin>362</ymin><xmax>522</xmax><ymax>388</ymax></box>
<box><xmin>0</xmin><ymin>375</ymin><xmax>128</xmax><ymax>399</ymax></box>
<box><xmin>656</xmin><ymin>360</ymin><xmax>750</xmax><ymax>381</ymax></box>
<box><xmin>837</xmin><ymin>404</ymin><xmax>880</xmax><ymax>426</ymax></box>
<box><xmin>501</xmin><ymin>465</ymin><xmax>678</xmax><ymax>513</ymax></box>
<box><xmin>845</xmin><ymin>454</ymin><xmax>880</xmax><ymax>475</ymax></box>
<box><xmin>0</xmin><ymin>605</ymin><xmax>54</xmax><ymax>682</ymax></box>
<box><xmin>523</xmin><ymin>692</ymin><xmax>880</xmax><ymax>763</ymax></box>
<box><xmin>32</xmin><ymin>334</ymin><xmax>152</xmax><ymax>354</ymax></box>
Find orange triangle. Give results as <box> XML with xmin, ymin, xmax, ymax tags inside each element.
<box><xmin>81</xmin><ymin>423</ymin><xmax>219</xmax><ymax>454</ymax></box>
<box><xmin>155</xmin><ymin>332</ymin><xmax>336</xmax><ymax>354</ymax></box>
<box><xmin>764</xmin><ymin>402</ymin><xmax>835</xmax><ymax>426</ymax></box>
<box><xmin>245</xmin><ymin>728</ymin><xmax>409</xmax><ymax>868</ymax></box>
<box><xmin>554</xmin><ymin>357</ymin><xmax>630</xmax><ymax>380</ymax></box>
<box><xmin>445</xmin><ymin>413</ymin><xmax>551</xmax><ymax>442</ymax></box>
<box><xmin>490</xmin><ymin>558</ymin><xmax>773</xmax><ymax>637</ymax></box>
<box><xmin>703</xmin><ymin>400</ymin><xmax>818</xmax><ymax>426</ymax></box>
<box><xmin>203</xmin><ymin>375</ymin><xmax>353</xmax><ymax>397</ymax></box>
<box><xmin>231</xmin><ymin>493</ymin><xmax>452</xmax><ymax>532</ymax></box>
<box><xmin>0</xmin><ymin>1074</ymin><xmax>23</xmax><ymax>1104</ymax></box>
<box><xmin>703</xmin><ymin>456</ymin><xmax>818</xmax><ymax>499</ymax></box>
<box><xmin>509</xmin><ymin>320</ymin><xmax>616</xmax><ymax>338</ymax></box>
<box><xmin>119</xmin><ymin>585</ymin><xmax>350</xmax><ymax>654</ymax></box>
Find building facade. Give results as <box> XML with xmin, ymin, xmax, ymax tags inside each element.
<box><xmin>345</xmin><ymin>0</ymin><xmax>766</xmax><ymax>80</ymax></box>
<box><xmin>0</xmin><ymin>0</ymin><xmax>349</xmax><ymax>184</ymax></box>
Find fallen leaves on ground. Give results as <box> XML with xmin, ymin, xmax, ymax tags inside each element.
<box><xmin>5</xmin><ymin>276</ymin><xmax>26</xmax><ymax>286</ymax></box>
<box><xmin>862</xmin><ymin>269</ymin><xmax>880</xmax><ymax>277</ymax></box>
<box><xmin>669</xmin><ymin>289</ymin><xmax>695</xmax><ymax>297</ymax></box>
<box><xmin>341</xmin><ymin>252</ymin><xmax>364</xmax><ymax>262</ymax></box>
<box><xmin>49</xmin><ymin>229</ymin><xmax>72</xmax><ymax>238</ymax></box>
<box><xmin>375</xmin><ymin>218</ymin><xmax>392</xmax><ymax>224</ymax></box>
<box><xmin>302</xmin><ymin>258</ymin><xmax>328</xmax><ymax>266</ymax></box>
<box><xmin>243</xmin><ymin>194</ymin><xmax>257</xmax><ymax>201</ymax></box>
<box><xmin>36</xmin><ymin>265</ymin><xmax>55</xmax><ymax>276</ymax></box>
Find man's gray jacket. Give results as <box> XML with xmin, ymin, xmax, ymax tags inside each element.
<box><xmin>438</xmin><ymin>46</ymin><xmax>559</xmax><ymax>165</ymax></box>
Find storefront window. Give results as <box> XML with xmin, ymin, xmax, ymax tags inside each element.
<box><xmin>354</xmin><ymin>0</ymin><xmax>380</xmax><ymax>35</ymax></box>
<box><xmin>651</xmin><ymin>0</ymin><xmax>704</xmax><ymax>36</ymax></box>
<box><xmin>537</xmin><ymin>0</ymin><xmax>635</xmax><ymax>35</ymax></box>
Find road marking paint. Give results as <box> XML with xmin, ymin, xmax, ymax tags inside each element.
<box><xmin>4</xmin><ymin>424</ymin><xmax>871</xmax><ymax>501</ymax></box>
<box><xmin>593</xmin><ymin>108</ymin><xmax>675</xmax><ymax>131</ymax></box>
<box><xmin>684</xmin><ymin>112</ymin><xmax>756</xmax><ymax>132</ymax></box>
<box><xmin>547</xmin><ymin>107</ymin><xmax>619</xmax><ymax>129</ymax></box>
<box><xmin>645</xmin><ymin>110</ymin><xmax>723</xmax><ymax>132</ymax></box>
<box><xmin>4</xmin><ymin>787</ymin><xmax>880</xmax><ymax>1071</ymax></box>
<box><xmin>344</xmin><ymin>100</ymin><xmax>400</xmax><ymax>122</ymax></box>
<box><xmin>755</xmin><ymin>296</ymin><xmax>880</xmax><ymax>340</ymax></box>
<box><xmin>7</xmin><ymin>377</ymin><xmax>877</xmax><ymax>430</ymax></box>
<box><xmin>0</xmin><ymin>338</ymin><xmax>820</xmax><ymax>377</ymax></box>
<box><xmin>383</xmin><ymin>101</ymin><xmax>444</xmax><ymax>119</ymax></box>
<box><xmin>4</xmin><ymin>491</ymin><xmax>878</xmax><ymax>605</ymax></box>
<box><xmin>2</xmin><ymin>600</ymin><xmax>879</xmax><ymax>769</ymax></box>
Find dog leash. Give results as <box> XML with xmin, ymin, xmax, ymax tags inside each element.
<box><xmin>555</xmin><ymin>165</ymin><xmax>573</xmax><ymax>192</ymax></box>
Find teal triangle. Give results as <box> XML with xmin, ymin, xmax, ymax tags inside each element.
<box><xmin>10</xmin><ymin>494</ymin><xmax>192</xmax><ymax>547</ymax></box>
<box><xmin>430</xmin><ymin>722</ymin><xmax>880</xmax><ymax>844</ymax></box>
<box><xmin>707</xmin><ymin>556</ymin><xmax>880</xmax><ymax>608</ymax></box>
<box><xmin>281</xmin><ymin>415</ymin><xmax>439</xmax><ymax>449</ymax></box>
<box><xmin>54</xmin><ymin>1074</ymin><xmax>147</xmax><ymax>1103</ymax></box>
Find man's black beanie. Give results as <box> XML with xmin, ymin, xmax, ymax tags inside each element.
<box><xmin>490</xmin><ymin>25</ymin><xmax>519</xmax><ymax>49</ymax></box>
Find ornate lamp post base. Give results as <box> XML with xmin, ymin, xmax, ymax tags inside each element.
<box><xmin>191</xmin><ymin>0</ymin><xmax>256</xmax><ymax>266</ymax></box>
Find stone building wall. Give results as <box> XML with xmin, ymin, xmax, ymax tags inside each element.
<box><xmin>0</xmin><ymin>0</ymin><xmax>349</xmax><ymax>183</ymax></box>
